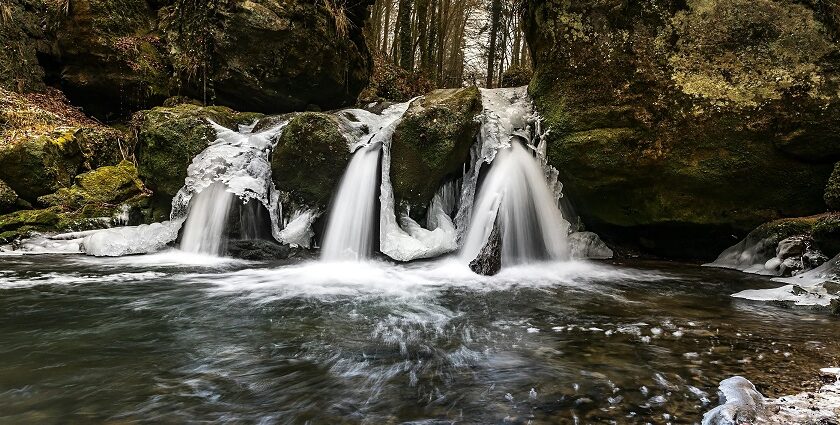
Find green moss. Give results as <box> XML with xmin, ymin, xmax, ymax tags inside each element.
<box><xmin>0</xmin><ymin>207</ymin><xmax>61</xmax><ymax>234</ymax></box>
<box><xmin>0</xmin><ymin>130</ymin><xmax>85</xmax><ymax>201</ymax></box>
<box><xmin>38</xmin><ymin>161</ymin><xmax>146</xmax><ymax>209</ymax></box>
<box><xmin>271</xmin><ymin>112</ymin><xmax>350</xmax><ymax>207</ymax></box>
<box><xmin>391</xmin><ymin>87</ymin><xmax>481</xmax><ymax>215</ymax></box>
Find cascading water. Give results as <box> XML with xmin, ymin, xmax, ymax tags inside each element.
<box><xmin>320</xmin><ymin>143</ymin><xmax>382</xmax><ymax>261</ymax></box>
<box><xmin>78</xmin><ymin>120</ymin><xmax>289</xmax><ymax>257</ymax></box>
<box><xmin>178</xmin><ymin>182</ymin><xmax>236</xmax><ymax>255</ymax></box>
<box><xmin>460</xmin><ymin>141</ymin><xmax>570</xmax><ymax>265</ymax></box>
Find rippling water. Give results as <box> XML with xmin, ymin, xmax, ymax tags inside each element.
<box><xmin>0</xmin><ymin>253</ymin><xmax>838</xmax><ymax>424</ymax></box>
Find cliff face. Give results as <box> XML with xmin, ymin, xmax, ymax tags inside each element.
<box><xmin>2</xmin><ymin>0</ymin><xmax>373</xmax><ymax>119</ymax></box>
<box><xmin>525</xmin><ymin>0</ymin><xmax>840</xmax><ymax>257</ymax></box>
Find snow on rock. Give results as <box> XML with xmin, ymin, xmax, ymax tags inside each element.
<box><xmin>569</xmin><ymin>231</ymin><xmax>614</xmax><ymax>260</ymax></box>
<box><xmin>81</xmin><ymin>220</ymin><xmax>183</xmax><ymax>257</ymax></box>
<box><xmin>705</xmin><ymin>369</ymin><xmax>840</xmax><ymax>424</ymax></box>
<box><xmin>732</xmin><ymin>252</ymin><xmax>840</xmax><ymax>307</ymax></box>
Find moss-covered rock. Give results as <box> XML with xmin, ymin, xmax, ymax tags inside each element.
<box><xmin>0</xmin><ymin>207</ymin><xmax>62</xmax><ymax>241</ymax></box>
<box><xmin>0</xmin><ymin>0</ymin><xmax>54</xmax><ymax>93</ymax></box>
<box><xmin>390</xmin><ymin>87</ymin><xmax>481</xmax><ymax>219</ymax></box>
<box><xmin>132</xmin><ymin>103</ymin><xmax>262</xmax><ymax>215</ymax></box>
<box><xmin>825</xmin><ymin>163</ymin><xmax>840</xmax><ymax>211</ymax></box>
<box><xmin>0</xmin><ymin>88</ymin><xmax>127</xmax><ymax>203</ymax></box>
<box><xmin>812</xmin><ymin>213</ymin><xmax>840</xmax><ymax>258</ymax></box>
<box><xmin>0</xmin><ymin>179</ymin><xmax>17</xmax><ymax>213</ymax></box>
<box><xmin>525</xmin><ymin>0</ymin><xmax>840</xmax><ymax>258</ymax></box>
<box><xmin>271</xmin><ymin>112</ymin><xmax>351</xmax><ymax>207</ymax></box>
<box><xmin>38</xmin><ymin>160</ymin><xmax>147</xmax><ymax>209</ymax></box>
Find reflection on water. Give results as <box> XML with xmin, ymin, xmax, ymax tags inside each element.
<box><xmin>0</xmin><ymin>255</ymin><xmax>838</xmax><ymax>424</ymax></box>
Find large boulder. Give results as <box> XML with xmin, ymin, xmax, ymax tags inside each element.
<box><xmin>390</xmin><ymin>87</ymin><xmax>481</xmax><ymax>221</ymax></box>
<box><xmin>0</xmin><ymin>0</ymin><xmax>54</xmax><ymax>93</ymax></box>
<box><xmin>51</xmin><ymin>0</ymin><xmax>170</xmax><ymax>119</ymax></box>
<box><xmin>37</xmin><ymin>0</ymin><xmax>372</xmax><ymax>118</ymax></box>
<box><xmin>0</xmin><ymin>180</ymin><xmax>18</xmax><ymax>213</ymax></box>
<box><xmin>132</xmin><ymin>103</ymin><xmax>262</xmax><ymax>218</ymax></box>
<box><xmin>270</xmin><ymin>112</ymin><xmax>351</xmax><ymax>208</ymax></box>
<box><xmin>0</xmin><ymin>88</ymin><xmax>126</xmax><ymax>203</ymax></box>
<box><xmin>163</xmin><ymin>0</ymin><xmax>372</xmax><ymax>113</ymax></box>
<box><xmin>525</xmin><ymin>0</ymin><xmax>840</xmax><ymax>258</ymax></box>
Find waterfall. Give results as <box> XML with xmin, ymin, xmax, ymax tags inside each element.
<box><xmin>460</xmin><ymin>142</ymin><xmax>570</xmax><ymax>265</ymax></box>
<box><xmin>320</xmin><ymin>143</ymin><xmax>382</xmax><ymax>261</ymax></box>
<box><xmin>179</xmin><ymin>182</ymin><xmax>236</xmax><ymax>255</ymax></box>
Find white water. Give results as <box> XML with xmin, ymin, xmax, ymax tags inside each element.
<box><xmin>460</xmin><ymin>142</ymin><xmax>570</xmax><ymax>265</ymax></box>
<box><xmin>321</xmin><ymin>143</ymin><xmax>382</xmax><ymax>261</ymax></box>
<box><xmin>179</xmin><ymin>182</ymin><xmax>236</xmax><ymax>255</ymax></box>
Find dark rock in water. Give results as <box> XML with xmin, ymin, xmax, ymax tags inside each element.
<box><xmin>525</xmin><ymin>0</ymin><xmax>840</xmax><ymax>258</ymax></box>
<box><xmin>226</xmin><ymin>239</ymin><xmax>291</xmax><ymax>261</ymax></box>
<box><xmin>469</xmin><ymin>223</ymin><xmax>502</xmax><ymax>276</ymax></box>
<box><xmin>0</xmin><ymin>180</ymin><xmax>18</xmax><ymax>214</ymax></box>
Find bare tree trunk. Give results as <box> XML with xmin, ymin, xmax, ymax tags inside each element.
<box><xmin>381</xmin><ymin>0</ymin><xmax>392</xmax><ymax>56</ymax></box>
<box><xmin>396</xmin><ymin>0</ymin><xmax>413</xmax><ymax>70</ymax></box>
<box><xmin>416</xmin><ymin>0</ymin><xmax>429</xmax><ymax>74</ymax></box>
<box><xmin>425</xmin><ymin>0</ymin><xmax>437</xmax><ymax>75</ymax></box>
<box><xmin>486</xmin><ymin>0</ymin><xmax>502</xmax><ymax>88</ymax></box>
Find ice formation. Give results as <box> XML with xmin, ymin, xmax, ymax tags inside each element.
<box><xmin>732</xmin><ymin>252</ymin><xmax>840</xmax><ymax>306</ymax></box>
<box><xmin>80</xmin><ymin>220</ymin><xmax>184</xmax><ymax>257</ymax></box>
<box><xmin>702</xmin><ymin>376</ymin><xmax>765</xmax><ymax>425</ymax></box>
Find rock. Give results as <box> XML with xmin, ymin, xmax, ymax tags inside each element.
<box><xmin>0</xmin><ymin>208</ymin><xmax>61</xmax><ymax>241</ymax></box>
<box><xmin>38</xmin><ymin>0</ymin><xmax>372</xmax><ymax>118</ymax></box>
<box><xmin>500</xmin><ymin>66</ymin><xmax>533</xmax><ymax>88</ymax></box>
<box><xmin>825</xmin><ymin>163</ymin><xmax>840</xmax><ymax>211</ymax></box>
<box><xmin>811</xmin><ymin>214</ymin><xmax>840</xmax><ymax>258</ymax></box>
<box><xmin>166</xmin><ymin>0</ymin><xmax>372</xmax><ymax>114</ymax></box>
<box><xmin>777</xmin><ymin>236</ymin><xmax>807</xmax><ymax>260</ymax></box>
<box><xmin>0</xmin><ymin>88</ymin><xmax>127</xmax><ymax>203</ymax></box>
<box><xmin>270</xmin><ymin>112</ymin><xmax>351</xmax><ymax>208</ymax></box>
<box><xmin>132</xmin><ymin>103</ymin><xmax>262</xmax><ymax>218</ymax></box>
<box><xmin>525</xmin><ymin>0</ymin><xmax>840</xmax><ymax>258</ymax></box>
<box><xmin>226</xmin><ymin>239</ymin><xmax>291</xmax><ymax>261</ymax></box>
<box><xmin>390</xmin><ymin>87</ymin><xmax>481</xmax><ymax>221</ymax></box>
<box><xmin>469</xmin><ymin>221</ymin><xmax>502</xmax><ymax>276</ymax></box>
<box><xmin>0</xmin><ymin>0</ymin><xmax>52</xmax><ymax>92</ymax></box>
<box><xmin>0</xmin><ymin>180</ymin><xmax>18</xmax><ymax>213</ymax></box>
<box><xmin>569</xmin><ymin>231</ymin><xmax>614</xmax><ymax>260</ymax></box>
<box><xmin>37</xmin><ymin>161</ymin><xmax>148</xmax><ymax>210</ymax></box>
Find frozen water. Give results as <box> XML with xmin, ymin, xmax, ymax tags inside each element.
<box><xmin>81</xmin><ymin>220</ymin><xmax>184</xmax><ymax>257</ymax></box>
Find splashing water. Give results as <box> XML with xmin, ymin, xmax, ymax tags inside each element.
<box><xmin>461</xmin><ymin>142</ymin><xmax>570</xmax><ymax>265</ymax></box>
<box><xmin>321</xmin><ymin>143</ymin><xmax>382</xmax><ymax>261</ymax></box>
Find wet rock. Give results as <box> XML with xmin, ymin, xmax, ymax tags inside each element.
<box><xmin>270</xmin><ymin>112</ymin><xmax>351</xmax><ymax>208</ymax></box>
<box><xmin>825</xmin><ymin>162</ymin><xmax>840</xmax><ymax>211</ymax></box>
<box><xmin>226</xmin><ymin>239</ymin><xmax>291</xmax><ymax>261</ymax></box>
<box><xmin>469</xmin><ymin>222</ymin><xmax>502</xmax><ymax>276</ymax></box>
<box><xmin>525</xmin><ymin>0</ymin><xmax>840</xmax><ymax>258</ymax></box>
<box><xmin>0</xmin><ymin>0</ymin><xmax>52</xmax><ymax>92</ymax></box>
<box><xmin>390</xmin><ymin>87</ymin><xmax>481</xmax><ymax>221</ymax></box>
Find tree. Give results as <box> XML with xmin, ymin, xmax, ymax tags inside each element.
<box><xmin>486</xmin><ymin>0</ymin><xmax>502</xmax><ymax>88</ymax></box>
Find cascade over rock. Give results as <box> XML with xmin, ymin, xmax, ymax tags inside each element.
<box><xmin>525</xmin><ymin>0</ymin><xmax>840</xmax><ymax>258</ymax></box>
<box><xmin>133</xmin><ymin>103</ymin><xmax>263</xmax><ymax>220</ymax></box>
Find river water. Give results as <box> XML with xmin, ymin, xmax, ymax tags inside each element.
<box><xmin>0</xmin><ymin>254</ymin><xmax>837</xmax><ymax>424</ymax></box>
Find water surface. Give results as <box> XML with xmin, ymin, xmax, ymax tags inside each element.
<box><xmin>1</xmin><ymin>254</ymin><xmax>837</xmax><ymax>424</ymax></box>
